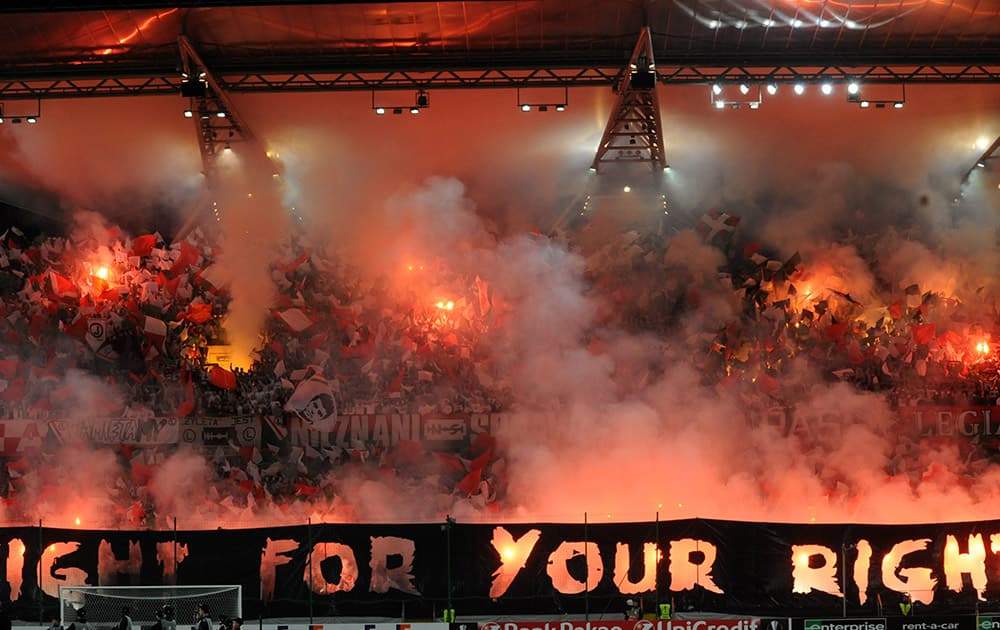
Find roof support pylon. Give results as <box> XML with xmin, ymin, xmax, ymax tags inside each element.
<box><xmin>178</xmin><ymin>34</ymin><xmax>258</xmax><ymax>178</ymax></box>
<box><xmin>590</xmin><ymin>27</ymin><xmax>667</xmax><ymax>173</ymax></box>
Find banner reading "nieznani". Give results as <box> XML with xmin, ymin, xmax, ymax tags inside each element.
<box><xmin>6</xmin><ymin>518</ymin><xmax>1000</xmax><ymax>621</ymax></box>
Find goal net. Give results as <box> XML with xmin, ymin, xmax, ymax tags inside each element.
<box><xmin>59</xmin><ymin>585</ymin><xmax>242</xmax><ymax>628</ymax></box>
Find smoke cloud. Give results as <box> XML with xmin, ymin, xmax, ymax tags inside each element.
<box><xmin>0</xmin><ymin>83</ymin><xmax>999</xmax><ymax>527</ymax></box>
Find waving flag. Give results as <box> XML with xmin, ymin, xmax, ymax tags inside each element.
<box><xmin>285</xmin><ymin>376</ymin><xmax>337</xmax><ymax>428</ymax></box>
<box><xmin>696</xmin><ymin>210</ymin><xmax>740</xmax><ymax>246</ymax></box>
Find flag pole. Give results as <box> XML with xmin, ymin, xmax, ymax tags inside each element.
<box><xmin>584</xmin><ymin>511</ymin><xmax>589</xmax><ymax>623</ymax></box>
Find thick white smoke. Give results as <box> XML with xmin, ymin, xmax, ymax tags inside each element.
<box><xmin>0</xmin><ymin>83</ymin><xmax>998</xmax><ymax>527</ymax></box>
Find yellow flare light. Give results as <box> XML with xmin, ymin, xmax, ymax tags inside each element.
<box><xmin>977</xmin><ymin>341</ymin><xmax>991</xmax><ymax>355</ymax></box>
<box><xmin>435</xmin><ymin>300</ymin><xmax>455</xmax><ymax>311</ymax></box>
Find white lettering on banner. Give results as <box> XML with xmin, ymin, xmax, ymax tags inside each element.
<box><xmin>547</xmin><ymin>541</ymin><xmax>603</xmax><ymax>594</ymax></box>
<box><xmin>804</xmin><ymin>621</ymin><xmax>886</xmax><ymax>630</ymax></box>
<box><xmin>98</xmin><ymin>539</ymin><xmax>142</xmax><ymax>585</ymax></box>
<box><xmin>40</xmin><ymin>542</ymin><xmax>87</xmax><ymax>598</ymax></box>
<box><xmin>369</xmin><ymin>536</ymin><xmax>420</xmax><ymax>595</ymax></box>
<box><xmin>943</xmin><ymin>534</ymin><xmax>988</xmax><ymax>600</ymax></box>
<box><xmin>669</xmin><ymin>539</ymin><xmax>723</xmax><ymax>594</ymax></box>
<box><xmin>288</xmin><ymin>415</ymin><xmax>417</xmax><ymax>450</ymax></box>
<box><xmin>881</xmin><ymin>538</ymin><xmax>937</xmax><ymax>605</ymax></box>
<box><xmin>470</xmin><ymin>413</ymin><xmax>506</xmax><ymax>436</ymax></box>
<box><xmin>791</xmin><ymin>544</ymin><xmax>842</xmax><ymax>596</ymax></box>
<box><xmin>489</xmin><ymin>527</ymin><xmax>541</xmax><ymax>598</ymax></box>
<box><xmin>899</xmin><ymin>623</ymin><xmax>961</xmax><ymax>630</ymax></box>
<box><xmin>308</xmin><ymin>542</ymin><xmax>358</xmax><ymax>594</ymax></box>
<box><xmin>853</xmin><ymin>540</ymin><xmax>873</xmax><ymax>606</ymax></box>
<box><xmin>6</xmin><ymin>539</ymin><xmax>24</xmax><ymax>602</ymax></box>
<box><xmin>261</xmin><ymin>538</ymin><xmax>299</xmax><ymax>602</ymax></box>
<box><xmin>905</xmin><ymin>407</ymin><xmax>1000</xmax><ymax>437</ymax></box>
<box><xmin>483</xmin><ymin>621</ymin><xmax>762</xmax><ymax>630</ymax></box>
<box><xmin>614</xmin><ymin>542</ymin><xmax>657</xmax><ymax>594</ymax></box>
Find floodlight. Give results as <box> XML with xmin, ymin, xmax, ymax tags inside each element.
<box><xmin>893</xmin><ymin>102</ymin><xmax>904</xmax><ymax>109</ymax></box>
<box><xmin>521</xmin><ymin>104</ymin><xmax>531</xmax><ymax>112</ymax></box>
<box><xmin>26</xmin><ymin>117</ymin><xmax>36</xmax><ymax>124</ymax></box>
<box><xmin>712</xmin><ymin>84</ymin><xmax>722</xmax><ymax>95</ymax></box>
<box><xmin>820</xmin><ymin>83</ymin><xmax>833</xmax><ymax>95</ymax></box>
<box><xmin>216</xmin><ymin>111</ymin><xmax>226</xmax><ymax>118</ymax></box>
<box><xmin>739</xmin><ymin>84</ymin><xmax>750</xmax><ymax>95</ymax></box>
<box><xmin>847</xmin><ymin>82</ymin><xmax>860</xmax><ymax>95</ymax></box>
<box><xmin>715</xmin><ymin>100</ymin><xmax>726</xmax><ymax>109</ymax></box>
<box><xmin>555</xmin><ymin>104</ymin><xmax>566</xmax><ymax>112</ymax></box>
<box><xmin>766</xmin><ymin>84</ymin><xmax>778</xmax><ymax>95</ymax></box>
<box><xmin>183</xmin><ymin>110</ymin><xmax>193</xmax><ymax>118</ymax></box>
<box><xmin>860</xmin><ymin>101</ymin><xmax>870</xmax><ymax>108</ymax></box>
<box><xmin>375</xmin><ymin>107</ymin><xmax>385</xmax><ymax>115</ymax></box>
<box><xmin>793</xmin><ymin>83</ymin><xmax>805</xmax><ymax>95</ymax></box>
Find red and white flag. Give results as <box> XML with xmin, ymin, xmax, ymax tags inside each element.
<box><xmin>143</xmin><ymin>315</ymin><xmax>167</xmax><ymax>346</ymax></box>
<box><xmin>284</xmin><ymin>376</ymin><xmax>337</xmax><ymax>428</ymax></box>
<box><xmin>276</xmin><ymin>308</ymin><xmax>313</xmax><ymax>333</ymax></box>
<box><xmin>696</xmin><ymin>210</ymin><xmax>740</xmax><ymax>245</ymax></box>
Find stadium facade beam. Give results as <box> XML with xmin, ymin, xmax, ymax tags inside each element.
<box><xmin>590</xmin><ymin>27</ymin><xmax>666</xmax><ymax>173</ymax></box>
<box><xmin>3</xmin><ymin>63</ymin><xmax>1000</xmax><ymax>100</ymax></box>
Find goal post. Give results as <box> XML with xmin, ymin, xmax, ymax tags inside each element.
<box><xmin>58</xmin><ymin>585</ymin><xmax>242</xmax><ymax>628</ymax></box>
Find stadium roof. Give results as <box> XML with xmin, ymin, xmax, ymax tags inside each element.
<box><xmin>0</xmin><ymin>0</ymin><xmax>999</xmax><ymax>99</ymax></box>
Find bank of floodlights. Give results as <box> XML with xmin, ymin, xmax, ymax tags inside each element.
<box><xmin>516</xmin><ymin>87</ymin><xmax>568</xmax><ymax>112</ymax></box>
<box><xmin>848</xmin><ymin>82</ymin><xmax>906</xmax><ymax>110</ymax></box>
<box><xmin>709</xmin><ymin>83</ymin><xmax>762</xmax><ymax>110</ymax></box>
<box><xmin>372</xmin><ymin>89</ymin><xmax>430</xmax><ymax>115</ymax></box>
<box><xmin>0</xmin><ymin>100</ymin><xmax>41</xmax><ymax>125</ymax></box>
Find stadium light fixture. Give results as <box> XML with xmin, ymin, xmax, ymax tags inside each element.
<box><xmin>794</xmin><ymin>83</ymin><xmax>806</xmax><ymax>95</ymax></box>
<box><xmin>216</xmin><ymin>111</ymin><xmax>227</xmax><ymax>118</ymax></box>
<box><xmin>739</xmin><ymin>84</ymin><xmax>750</xmax><ymax>95</ymax></box>
<box><xmin>375</xmin><ymin>107</ymin><xmax>385</xmax><ymax>115</ymax></box>
<box><xmin>183</xmin><ymin>109</ymin><xmax>193</xmax><ymax>118</ymax></box>
<box><xmin>712</xmin><ymin>84</ymin><xmax>723</xmax><ymax>95</ymax></box>
<box><xmin>715</xmin><ymin>100</ymin><xmax>726</xmax><ymax>109</ymax></box>
<box><xmin>409</xmin><ymin>106</ymin><xmax>420</xmax><ymax>114</ymax></box>
<box><xmin>847</xmin><ymin>82</ymin><xmax>860</xmax><ymax>95</ymax></box>
<box><xmin>26</xmin><ymin>116</ymin><xmax>36</xmax><ymax>124</ymax></box>
<box><xmin>516</xmin><ymin>87</ymin><xmax>568</xmax><ymax>112</ymax></box>
<box><xmin>766</xmin><ymin>84</ymin><xmax>778</xmax><ymax>96</ymax></box>
<box><xmin>893</xmin><ymin>101</ymin><xmax>904</xmax><ymax>109</ymax></box>
<box><xmin>860</xmin><ymin>101</ymin><xmax>870</xmax><ymax>108</ymax></box>
<box><xmin>820</xmin><ymin>83</ymin><xmax>833</xmax><ymax>95</ymax></box>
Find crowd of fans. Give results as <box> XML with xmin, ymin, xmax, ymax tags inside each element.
<box><xmin>0</xmin><ymin>207</ymin><xmax>994</xmax><ymax>527</ymax></box>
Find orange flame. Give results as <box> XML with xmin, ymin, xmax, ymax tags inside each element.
<box><xmin>435</xmin><ymin>300</ymin><xmax>455</xmax><ymax>311</ymax></box>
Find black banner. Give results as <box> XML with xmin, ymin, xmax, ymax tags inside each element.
<box><xmin>4</xmin><ymin>519</ymin><xmax>1000</xmax><ymax>621</ymax></box>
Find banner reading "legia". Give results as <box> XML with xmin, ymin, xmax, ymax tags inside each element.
<box><xmin>6</xmin><ymin>519</ymin><xmax>1000</xmax><ymax>620</ymax></box>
